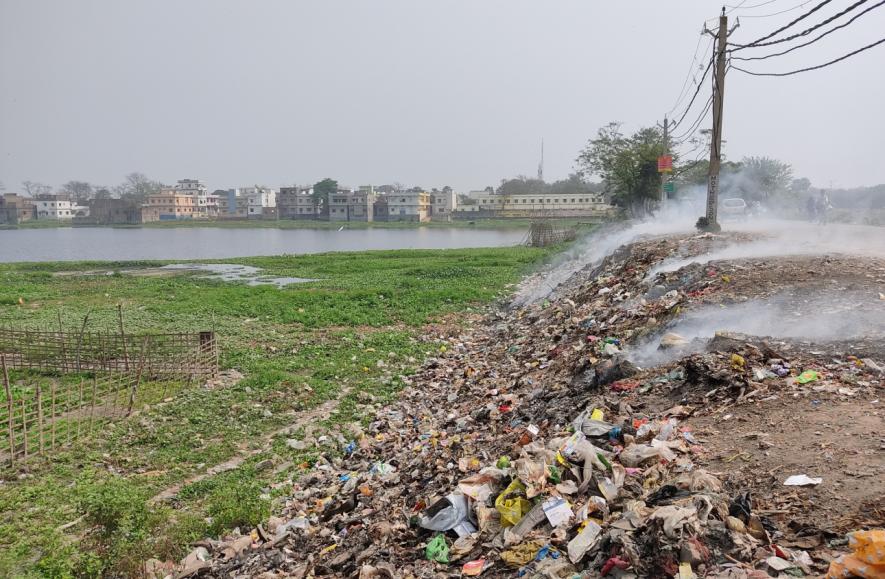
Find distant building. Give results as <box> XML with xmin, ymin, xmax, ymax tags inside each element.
<box><xmin>0</xmin><ymin>194</ymin><xmax>35</xmax><ymax>224</ymax></box>
<box><xmin>172</xmin><ymin>179</ymin><xmax>218</xmax><ymax>218</ymax></box>
<box><xmin>34</xmin><ymin>194</ymin><xmax>76</xmax><ymax>220</ymax></box>
<box><xmin>387</xmin><ymin>190</ymin><xmax>430</xmax><ymax>222</ymax></box>
<box><xmin>430</xmin><ymin>188</ymin><xmax>457</xmax><ymax>221</ymax></box>
<box><xmin>328</xmin><ymin>190</ymin><xmax>351</xmax><ymax>222</ymax></box>
<box><xmin>216</xmin><ymin>189</ymin><xmax>248</xmax><ymax>218</ymax></box>
<box><xmin>279</xmin><ymin>187</ymin><xmax>321</xmax><ymax>220</ymax></box>
<box><xmin>86</xmin><ymin>198</ymin><xmax>143</xmax><ymax>225</ymax></box>
<box><xmin>242</xmin><ymin>187</ymin><xmax>276</xmax><ymax>218</ymax></box>
<box><xmin>142</xmin><ymin>191</ymin><xmax>198</xmax><ymax>221</ymax></box>
<box><xmin>455</xmin><ymin>191</ymin><xmax>612</xmax><ymax>218</ymax></box>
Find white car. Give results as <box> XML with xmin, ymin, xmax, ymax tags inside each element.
<box><xmin>720</xmin><ymin>198</ymin><xmax>748</xmax><ymax>220</ymax></box>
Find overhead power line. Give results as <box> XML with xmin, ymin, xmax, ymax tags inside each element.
<box><xmin>731</xmin><ymin>35</ymin><xmax>885</xmax><ymax>75</ymax></box>
<box><xmin>725</xmin><ymin>0</ymin><xmax>781</xmax><ymax>13</ymax></box>
<box><xmin>668</xmin><ymin>32</ymin><xmax>708</xmax><ymax>114</ymax></box>
<box><xmin>737</xmin><ymin>0</ymin><xmax>816</xmax><ymax>18</ymax></box>
<box><xmin>670</xmin><ymin>55</ymin><xmax>715</xmax><ymax>132</ymax></box>
<box><xmin>732</xmin><ymin>0</ymin><xmax>885</xmax><ymax>61</ymax></box>
<box><xmin>672</xmin><ymin>93</ymin><xmax>713</xmax><ymax>144</ymax></box>
<box><xmin>729</xmin><ymin>0</ymin><xmax>834</xmax><ymax>49</ymax></box>
<box><xmin>732</xmin><ymin>0</ymin><xmax>871</xmax><ymax>50</ymax></box>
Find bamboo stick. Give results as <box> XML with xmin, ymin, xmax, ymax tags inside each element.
<box><xmin>51</xmin><ymin>381</ymin><xmax>56</xmax><ymax>451</ymax></box>
<box><xmin>21</xmin><ymin>398</ymin><xmax>28</xmax><ymax>460</ymax></box>
<box><xmin>36</xmin><ymin>383</ymin><xmax>44</xmax><ymax>456</ymax></box>
<box><xmin>89</xmin><ymin>376</ymin><xmax>97</xmax><ymax>435</ymax></box>
<box><xmin>2</xmin><ymin>355</ymin><xmax>14</xmax><ymax>466</ymax></box>
<box><xmin>117</xmin><ymin>305</ymin><xmax>130</xmax><ymax>372</ymax></box>
<box><xmin>76</xmin><ymin>380</ymin><xmax>83</xmax><ymax>441</ymax></box>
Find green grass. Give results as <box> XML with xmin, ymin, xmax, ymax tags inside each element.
<box><xmin>0</xmin><ymin>246</ymin><xmax>555</xmax><ymax>577</ymax></box>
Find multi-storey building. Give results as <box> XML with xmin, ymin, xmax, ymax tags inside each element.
<box><xmin>142</xmin><ymin>191</ymin><xmax>197</xmax><ymax>221</ymax></box>
<box><xmin>0</xmin><ymin>194</ymin><xmax>35</xmax><ymax>224</ymax></box>
<box><xmin>279</xmin><ymin>187</ymin><xmax>321</xmax><ymax>219</ymax></box>
<box><xmin>386</xmin><ymin>190</ymin><xmax>430</xmax><ymax>222</ymax></box>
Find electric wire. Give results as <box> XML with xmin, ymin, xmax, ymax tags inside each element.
<box><xmin>667</xmin><ymin>32</ymin><xmax>709</xmax><ymax>115</ymax></box>
<box><xmin>729</xmin><ymin>0</ymin><xmax>834</xmax><ymax>49</ymax></box>
<box><xmin>669</xmin><ymin>54</ymin><xmax>715</xmax><ymax>132</ymax></box>
<box><xmin>725</xmin><ymin>0</ymin><xmax>781</xmax><ymax>12</ymax></box>
<box><xmin>732</xmin><ymin>0</ymin><xmax>871</xmax><ymax>51</ymax></box>
<box><xmin>731</xmin><ymin>35</ymin><xmax>885</xmax><ymax>75</ymax></box>
<box><xmin>736</xmin><ymin>0</ymin><xmax>816</xmax><ymax>18</ymax></box>
<box><xmin>732</xmin><ymin>0</ymin><xmax>885</xmax><ymax>60</ymax></box>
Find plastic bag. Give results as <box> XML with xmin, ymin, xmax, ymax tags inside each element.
<box><xmin>426</xmin><ymin>534</ymin><xmax>449</xmax><ymax>563</ymax></box>
<box><xmin>515</xmin><ymin>457</ymin><xmax>547</xmax><ymax>498</ymax></box>
<box><xmin>494</xmin><ymin>479</ymin><xmax>532</xmax><ymax>527</ymax></box>
<box><xmin>419</xmin><ymin>493</ymin><xmax>476</xmax><ymax>536</ymax></box>
<box><xmin>827</xmin><ymin>529</ymin><xmax>885</xmax><ymax>578</ymax></box>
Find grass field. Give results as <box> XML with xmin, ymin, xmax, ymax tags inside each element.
<box><xmin>0</xmin><ymin>246</ymin><xmax>554</xmax><ymax>577</ymax></box>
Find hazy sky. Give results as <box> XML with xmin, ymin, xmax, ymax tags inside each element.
<box><xmin>1</xmin><ymin>0</ymin><xmax>883</xmax><ymax>192</ymax></box>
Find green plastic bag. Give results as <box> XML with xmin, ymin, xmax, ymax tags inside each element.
<box><xmin>426</xmin><ymin>534</ymin><xmax>449</xmax><ymax>563</ymax></box>
<box><xmin>495</xmin><ymin>479</ymin><xmax>532</xmax><ymax>526</ymax></box>
<box><xmin>797</xmin><ymin>370</ymin><xmax>820</xmax><ymax>384</ymax></box>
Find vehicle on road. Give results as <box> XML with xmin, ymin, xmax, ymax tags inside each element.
<box><xmin>720</xmin><ymin>197</ymin><xmax>748</xmax><ymax>220</ymax></box>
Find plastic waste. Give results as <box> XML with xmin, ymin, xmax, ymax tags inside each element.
<box><xmin>541</xmin><ymin>497</ymin><xmax>573</xmax><ymax>528</ymax></box>
<box><xmin>567</xmin><ymin>520</ymin><xmax>602</xmax><ymax>563</ymax></box>
<box><xmin>494</xmin><ymin>479</ymin><xmax>532</xmax><ymax>527</ymax></box>
<box><xmin>797</xmin><ymin>370</ymin><xmax>821</xmax><ymax>383</ymax></box>
<box><xmin>783</xmin><ymin>474</ymin><xmax>823</xmax><ymax>486</ymax></box>
<box><xmin>655</xmin><ymin>417</ymin><xmax>679</xmax><ymax>441</ymax></box>
<box><xmin>425</xmin><ymin>534</ymin><xmax>449</xmax><ymax>563</ymax></box>
<box><xmin>619</xmin><ymin>439</ymin><xmax>676</xmax><ymax>467</ymax></box>
<box><xmin>461</xmin><ymin>559</ymin><xmax>489</xmax><ymax>576</ymax></box>
<box><xmin>418</xmin><ymin>493</ymin><xmax>477</xmax><ymax>537</ymax></box>
<box><xmin>502</xmin><ymin>540</ymin><xmax>546</xmax><ymax>567</ymax></box>
<box><xmin>504</xmin><ymin>501</ymin><xmax>548</xmax><ymax>546</ymax></box>
<box><xmin>515</xmin><ymin>457</ymin><xmax>547</xmax><ymax>498</ymax></box>
<box><xmin>826</xmin><ymin>529</ymin><xmax>885</xmax><ymax>579</ymax></box>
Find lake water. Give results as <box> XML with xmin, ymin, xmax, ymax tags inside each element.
<box><xmin>0</xmin><ymin>227</ymin><xmax>527</xmax><ymax>262</ymax></box>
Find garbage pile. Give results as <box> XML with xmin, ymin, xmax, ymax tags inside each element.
<box><xmin>180</xmin><ymin>232</ymin><xmax>883</xmax><ymax>579</ymax></box>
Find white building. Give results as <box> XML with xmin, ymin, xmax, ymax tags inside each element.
<box><xmin>172</xmin><ymin>179</ymin><xmax>218</xmax><ymax>218</ymax></box>
<box><xmin>34</xmin><ymin>195</ymin><xmax>75</xmax><ymax>220</ymax></box>
<box><xmin>430</xmin><ymin>189</ymin><xmax>457</xmax><ymax>221</ymax></box>
<box><xmin>456</xmin><ymin>191</ymin><xmax>611</xmax><ymax>217</ymax></box>
<box><xmin>240</xmin><ymin>187</ymin><xmax>277</xmax><ymax>217</ymax></box>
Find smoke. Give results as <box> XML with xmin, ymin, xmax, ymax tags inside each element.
<box><xmin>629</xmin><ymin>289</ymin><xmax>885</xmax><ymax>367</ymax></box>
<box><xmin>648</xmin><ymin>219</ymin><xmax>885</xmax><ymax>278</ymax></box>
<box><xmin>512</xmin><ymin>199</ymin><xmax>703</xmax><ymax>306</ymax></box>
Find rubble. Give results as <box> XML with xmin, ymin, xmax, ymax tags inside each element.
<box><xmin>175</xmin><ymin>231</ymin><xmax>884</xmax><ymax>578</ymax></box>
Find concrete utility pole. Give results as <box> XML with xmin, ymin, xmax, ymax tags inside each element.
<box><xmin>661</xmin><ymin>115</ymin><xmax>669</xmax><ymax>207</ymax></box>
<box><xmin>705</xmin><ymin>10</ymin><xmax>729</xmax><ymax>228</ymax></box>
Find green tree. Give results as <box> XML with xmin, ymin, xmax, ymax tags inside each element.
<box><xmin>730</xmin><ymin>156</ymin><xmax>792</xmax><ymax>202</ymax></box>
<box><xmin>548</xmin><ymin>173</ymin><xmax>602</xmax><ymax>196</ymax></box>
<box><xmin>576</xmin><ymin>123</ymin><xmax>667</xmax><ymax>215</ymax></box>
<box><xmin>497</xmin><ymin>176</ymin><xmax>547</xmax><ymax>196</ymax></box>
<box><xmin>312</xmin><ymin>178</ymin><xmax>338</xmax><ymax>206</ymax></box>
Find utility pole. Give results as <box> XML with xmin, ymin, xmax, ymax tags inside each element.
<box><xmin>705</xmin><ymin>9</ymin><xmax>730</xmax><ymax>229</ymax></box>
<box><xmin>661</xmin><ymin>115</ymin><xmax>670</xmax><ymax>207</ymax></box>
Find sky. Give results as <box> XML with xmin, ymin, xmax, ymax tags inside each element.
<box><xmin>1</xmin><ymin>0</ymin><xmax>883</xmax><ymax>193</ymax></box>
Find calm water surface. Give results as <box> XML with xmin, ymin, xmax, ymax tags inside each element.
<box><xmin>0</xmin><ymin>227</ymin><xmax>527</xmax><ymax>262</ymax></box>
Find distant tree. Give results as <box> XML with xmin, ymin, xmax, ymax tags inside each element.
<box><xmin>442</xmin><ymin>185</ymin><xmax>453</xmax><ymax>194</ymax></box>
<box><xmin>729</xmin><ymin>156</ymin><xmax>792</xmax><ymax>202</ymax></box>
<box><xmin>483</xmin><ymin>186</ymin><xmax>494</xmax><ymax>194</ymax></box>
<box><xmin>576</xmin><ymin>122</ymin><xmax>667</xmax><ymax>215</ymax></box>
<box><xmin>21</xmin><ymin>181</ymin><xmax>52</xmax><ymax>197</ymax></box>
<box><xmin>93</xmin><ymin>187</ymin><xmax>113</xmax><ymax>200</ymax></box>
<box><xmin>61</xmin><ymin>180</ymin><xmax>94</xmax><ymax>202</ymax></box>
<box><xmin>0</xmin><ymin>180</ymin><xmax>5</xmax><ymax>192</ymax></box>
<box><xmin>115</xmin><ymin>172</ymin><xmax>162</xmax><ymax>201</ymax></box>
<box><xmin>790</xmin><ymin>177</ymin><xmax>812</xmax><ymax>195</ymax></box>
<box><xmin>548</xmin><ymin>173</ymin><xmax>602</xmax><ymax>196</ymax></box>
<box><xmin>497</xmin><ymin>176</ymin><xmax>547</xmax><ymax>196</ymax></box>
<box><xmin>312</xmin><ymin>178</ymin><xmax>338</xmax><ymax>205</ymax></box>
